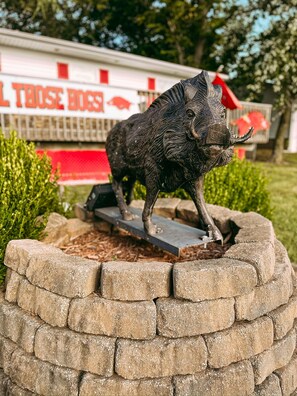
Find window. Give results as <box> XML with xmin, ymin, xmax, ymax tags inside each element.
<box><xmin>100</xmin><ymin>69</ymin><xmax>109</xmax><ymax>84</ymax></box>
<box><xmin>148</xmin><ymin>77</ymin><xmax>156</xmax><ymax>91</ymax></box>
<box><xmin>57</xmin><ymin>63</ymin><xmax>69</xmax><ymax>79</ymax></box>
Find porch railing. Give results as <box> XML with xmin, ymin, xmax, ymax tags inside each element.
<box><xmin>0</xmin><ymin>91</ymin><xmax>272</xmax><ymax>144</ymax></box>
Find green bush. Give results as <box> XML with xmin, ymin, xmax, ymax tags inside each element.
<box><xmin>0</xmin><ymin>131</ymin><xmax>63</xmax><ymax>284</ymax></box>
<box><xmin>133</xmin><ymin>157</ymin><xmax>272</xmax><ymax>219</ymax></box>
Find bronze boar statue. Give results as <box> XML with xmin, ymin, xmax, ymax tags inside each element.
<box><xmin>106</xmin><ymin>71</ymin><xmax>252</xmax><ymax>242</ymax></box>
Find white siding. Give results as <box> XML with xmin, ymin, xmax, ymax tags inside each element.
<box><xmin>1</xmin><ymin>47</ymin><xmax>56</xmax><ymax>79</ymax></box>
<box><xmin>0</xmin><ymin>46</ymin><xmax>186</xmax><ymax>91</ymax></box>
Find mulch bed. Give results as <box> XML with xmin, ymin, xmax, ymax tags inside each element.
<box><xmin>61</xmin><ymin>229</ymin><xmax>230</xmax><ymax>263</ymax></box>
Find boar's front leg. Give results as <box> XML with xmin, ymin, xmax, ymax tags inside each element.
<box><xmin>142</xmin><ymin>172</ymin><xmax>162</xmax><ymax>235</ymax></box>
<box><xmin>185</xmin><ymin>176</ymin><xmax>223</xmax><ymax>243</ymax></box>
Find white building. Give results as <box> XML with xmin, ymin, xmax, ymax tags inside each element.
<box><xmin>0</xmin><ymin>28</ymin><xmax>274</xmax><ymax>144</ymax></box>
<box><xmin>0</xmin><ymin>28</ymin><xmax>226</xmax><ymax>144</ymax></box>
<box><xmin>0</xmin><ymin>29</ymin><xmax>277</xmax><ymax>182</ymax></box>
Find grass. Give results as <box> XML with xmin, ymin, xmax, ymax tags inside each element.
<box><xmin>62</xmin><ymin>153</ymin><xmax>297</xmax><ymax>264</ymax></box>
<box><xmin>257</xmin><ymin>153</ymin><xmax>297</xmax><ymax>264</ymax></box>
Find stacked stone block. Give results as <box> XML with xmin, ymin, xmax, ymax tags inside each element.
<box><xmin>0</xmin><ymin>204</ymin><xmax>297</xmax><ymax>396</ymax></box>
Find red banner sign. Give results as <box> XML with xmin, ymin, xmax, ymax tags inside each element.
<box><xmin>0</xmin><ymin>74</ymin><xmax>139</xmax><ymax>119</ymax></box>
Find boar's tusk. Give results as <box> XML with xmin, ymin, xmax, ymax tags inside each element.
<box><xmin>190</xmin><ymin>126</ymin><xmax>201</xmax><ymax>140</ymax></box>
<box><xmin>230</xmin><ymin>127</ymin><xmax>254</xmax><ymax>145</ymax></box>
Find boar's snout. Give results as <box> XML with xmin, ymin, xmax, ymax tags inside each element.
<box><xmin>204</xmin><ymin>124</ymin><xmax>231</xmax><ymax>148</ymax></box>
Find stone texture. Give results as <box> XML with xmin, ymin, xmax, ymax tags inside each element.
<box><xmin>74</xmin><ymin>202</ymin><xmax>95</xmax><ymax>222</ymax></box>
<box><xmin>42</xmin><ymin>211</ymin><xmax>68</xmax><ymax>230</ymax></box>
<box><xmin>0</xmin><ymin>369</ymin><xmax>7</xmax><ymax>396</ymax></box>
<box><xmin>4</xmin><ymin>380</ymin><xmax>35</xmax><ymax>396</ymax></box>
<box><xmin>0</xmin><ymin>335</ymin><xmax>17</xmax><ymax>373</ymax></box>
<box><xmin>0</xmin><ymin>289</ymin><xmax>4</xmax><ymax>302</ymax></box>
<box><xmin>207</xmin><ymin>204</ymin><xmax>241</xmax><ymax>234</ymax></box>
<box><xmin>64</xmin><ymin>218</ymin><xmax>93</xmax><ymax>239</ymax></box>
<box><xmin>174</xmin><ymin>258</ymin><xmax>257</xmax><ymax>301</ymax></box>
<box><xmin>235</xmin><ymin>251</ymin><xmax>293</xmax><ymax>321</ymax></box>
<box><xmin>275</xmin><ymin>238</ymin><xmax>292</xmax><ymax>266</ymax></box>
<box><xmin>157</xmin><ymin>297</ymin><xmax>235</xmax><ymax>337</ymax></box>
<box><xmin>80</xmin><ymin>374</ymin><xmax>174</xmax><ymax>396</ymax></box>
<box><xmin>252</xmin><ymin>374</ymin><xmax>282</xmax><ymax>396</ymax></box>
<box><xmin>224</xmin><ymin>242</ymin><xmax>275</xmax><ymax>285</ymax></box>
<box><xmin>26</xmin><ymin>251</ymin><xmax>101</xmax><ymax>298</ymax></box>
<box><xmin>130</xmin><ymin>199</ymin><xmax>145</xmax><ymax>210</ymax></box>
<box><xmin>68</xmin><ymin>294</ymin><xmax>156</xmax><ymax>339</ymax></box>
<box><xmin>268</xmin><ymin>293</ymin><xmax>297</xmax><ymax>339</ymax></box>
<box><xmin>176</xmin><ymin>200</ymin><xmax>199</xmax><ymax>225</ymax></box>
<box><xmin>0</xmin><ymin>301</ymin><xmax>43</xmax><ymax>353</ymax></box>
<box><xmin>153</xmin><ymin>198</ymin><xmax>181</xmax><ymax>218</ymax></box>
<box><xmin>40</xmin><ymin>212</ymin><xmax>79</xmax><ymax>246</ymax></box>
<box><xmin>116</xmin><ymin>336</ymin><xmax>207</xmax><ymax>379</ymax></box>
<box><xmin>101</xmin><ymin>261</ymin><xmax>172</xmax><ymax>301</ymax></box>
<box><xmin>35</xmin><ymin>325</ymin><xmax>115</xmax><ymax>376</ymax></box>
<box><xmin>17</xmin><ymin>278</ymin><xmax>70</xmax><ymax>327</ymax></box>
<box><xmin>94</xmin><ymin>219</ymin><xmax>112</xmax><ymax>233</ymax></box>
<box><xmin>234</xmin><ymin>224</ymin><xmax>275</xmax><ymax>245</ymax></box>
<box><xmin>205</xmin><ymin>316</ymin><xmax>274</xmax><ymax>368</ymax></box>
<box><xmin>4</xmin><ymin>270</ymin><xmax>23</xmax><ymax>303</ymax></box>
<box><xmin>4</xmin><ymin>239</ymin><xmax>60</xmax><ymax>275</ymax></box>
<box><xmin>231</xmin><ymin>212</ymin><xmax>272</xmax><ymax>229</ymax></box>
<box><xmin>174</xmin><ymin>360</ymin><xmax>254</xmax><ymax>396</ymax></box>
<box><xmin>275</xmin><ymin>353</ymin><xmax>297</xmax><ymax>396</ymax></box>
<box><xmin>251</xmin><ymin>329</ymin><xmax>296</xmax><ymax>385</ymax></box>
<box><xmin>8</xmin><ymin>348</ymin><xmax>79</xmax><ymax>396</ymax></box>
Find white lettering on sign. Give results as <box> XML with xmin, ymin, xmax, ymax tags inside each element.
<box><xmin>0</xmin><ymin>74</ymin><xmax>139</xmax><ymax>119</ymax></box>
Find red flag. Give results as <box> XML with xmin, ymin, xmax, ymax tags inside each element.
<box><xmin>231</xmin><ymin>111</ymin><xmax>270</xmax><ymax>135</ymax></box>
<box><xmin>212</xmin><ymin>73</ymin><xmax>243</xmax><ymax>110</ymax></box>
<box><xmin>248</xmin><ymin>111</ymin><xmax>270</xmax><ymax>131</ymax></box>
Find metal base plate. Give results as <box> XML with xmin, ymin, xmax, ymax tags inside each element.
<box><xmin>94</xmin><ymin>206</ymin><xmax>213</xmax><ymax>256</ymax></box>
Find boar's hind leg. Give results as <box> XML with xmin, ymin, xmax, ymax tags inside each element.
<box><xmin>112</xmin><ymin>178</ymin><xmax>136</xmax><ymax>221</ymax></box>
<box><xmin>142</xmin><ymin>184</ymin><xmax>162</xmax><ymax>235</ymax></box>
<box><xmin>185</xmin><ymin>177</ymin><xmax>223</xmax><ymax>243</ymax></box>
<box><xmin>125</xmin><ymin>176</ymin><xmax>136</xmax><ymax>205</ymax></box>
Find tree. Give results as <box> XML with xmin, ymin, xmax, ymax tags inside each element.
<box><xmin>0</xmin><ymin>0</ymin><xmax>238</xmax><ymax>70</ymax></box>
<box><xmin>0</xmin><ymin>0</ymin><xmax>87</xmax><ymax>41</ymax></box>
<box><xmin>216</xmin><ymin>0</ymin><xmax>297</xmax><ymax>163</ymax></box>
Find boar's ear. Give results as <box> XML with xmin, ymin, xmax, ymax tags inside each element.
<box><xmin>213</xmin><ymin>84</ymin><xmax>223</xmax><ymax>100</ymax></box>
<box><xmin>184</xmin><ymin>83</ymin><xmax>198</xmax><ymax>104</ymax></box>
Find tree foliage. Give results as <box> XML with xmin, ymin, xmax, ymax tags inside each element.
<box><xmin>215</xmin><ymin>0</ymin><xmax>297</xmax><ymax>163</ymax></box>
<box><xmin>0</xmin><ymin>0</ymin><xmax>237</xmax><ymax>70</ymax></box>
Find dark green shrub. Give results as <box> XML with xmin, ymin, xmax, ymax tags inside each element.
<box><xmin>0</xmin><ymin>131</ymin><xmax>63</xmax><ymax>284</ymax></box>
<box><xmin>204</xmin><ymin>158</ymin><xmax>272</xmax><ymax>218</ymax></box>
<box><xmin>133</xmin><ymin>157</ymin><xmax>272</xmax><ymax>219</ymax></box>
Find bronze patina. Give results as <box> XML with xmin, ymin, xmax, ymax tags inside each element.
<box><xmin>106</xmin><ymin>71</ymin><xmax>252</xmax><ymax>242</ymax></box>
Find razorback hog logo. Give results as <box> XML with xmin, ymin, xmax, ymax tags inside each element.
<box><xmin>232</xmin><ymin>111</ymin><xmax>270</xmax><ymax>135</ymax></box>
<box><xmin>106</xmin><ymin>71</ymin><xmax>253</xmax><ymax>242</ymax></box>
<box><xmin>107</xmin><ymin>97</ymin><xmax>132</xmax><ymax>110</ymax></box>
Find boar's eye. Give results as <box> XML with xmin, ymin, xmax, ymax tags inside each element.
<box><xmin>186</xmin><ymin>109</ymin><xmax>195</xmax><ymax>118</ymax></box>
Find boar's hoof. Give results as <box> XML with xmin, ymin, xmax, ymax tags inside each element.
<box><xmin>122</xmin><ymin>210</ymin><xmax>138</xmax><ymax>221</ymax></box>
<box><xmin>207</xmin><ymin>225</ymin><xmax>223</xmax><ymax>244</ymax></box>
<box><xmin>144</xmin><ymin>221</ymin><xmax>163</xmax><ymax>235</ymax></box>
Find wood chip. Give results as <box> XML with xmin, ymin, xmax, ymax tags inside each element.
<box><xmin>61</xmin><ymin>229</ymin><xmax>230</xmax><ymax>263</ymax></box>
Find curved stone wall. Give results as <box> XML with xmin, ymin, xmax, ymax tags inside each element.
<box><xmin>0</xmin><ymin>209</ymin><xmax>297</xmax><ymax>396</ymax></box>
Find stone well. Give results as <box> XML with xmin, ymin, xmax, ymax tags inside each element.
<box><xmin>0</xmin><ymin>203</ymin><xmax>297</xmax><ymax>396</ymax></box>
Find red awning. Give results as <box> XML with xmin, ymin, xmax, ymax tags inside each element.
<box><xmin>212</xmin><ymin>73</ymin><xmax>243</xmax><ymax>110</ymax></box>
